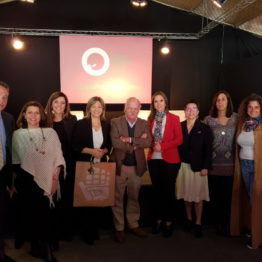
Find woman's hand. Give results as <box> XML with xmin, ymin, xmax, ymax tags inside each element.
<box><xmin>200</xmin><ymin>169</ymin><xmax>208</xmax><ymax>176</ymax></box>
<box><xmin>51</xmin><ymin>167</ymin><xmax>61</xmax><ymax>195</ymax></box>
<box><xmin>7</xmin><ymin>186</ymin><xmax>17</xmax><ymax>198</ymax></box>
<box><xmin>92</xmin><ymin>148</ymin><xmax>105</xmax><ymax>159</ymax></box>
<box><xmin>153</xmin><ymin>142</ymin><xmax>162</xmax><ymax>152</ymax></box>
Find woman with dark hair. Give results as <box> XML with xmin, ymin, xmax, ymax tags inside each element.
<box><xmin>72</xmin><ymin>96</ymin><xmax>111</xmax><ymax>245</ymax></box>
<box><xmin>147</xmin><ymin>91</ymin><xmax>183</xmax><ymax>237</ymax></box>
<box><xmin>204</xmin><ymin>90</ymin><xmax>237</xmax><ymax>236</ymax></box>
<box><xmin>12</xmin><ymin>101</ymin><xmax>65</xmax><ymax>262</ymax></box>
<box><xmin>176</xmin><ymin>100</ymin><xmax>213</xmax><ymax>238</ymax></box>
<box><xmin>231</xmin><ymin>93</ymin><xmax>262</xmax><ymax>249</ymax></box>
<box><xmin>45</xmin><ymin>91</ymin><xmax>77</xmax><ymax>243</ymax></box>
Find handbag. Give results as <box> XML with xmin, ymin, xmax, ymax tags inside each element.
<box><xmin>73</xmin><ymin>160</ymin><xmax>116</xmax><ymax>207</ymax></box>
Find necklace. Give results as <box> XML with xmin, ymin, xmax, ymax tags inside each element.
<box><xmin>27</xmin><ymin>128</ymin><xmax>46</xmax><ymax>155</ymax></box>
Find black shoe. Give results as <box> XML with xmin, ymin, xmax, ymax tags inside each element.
<box><xmin>50</xmin><ymin>240</ymin><xmax>59</xmax><ymax>252</ymax></box>
<box><xmin>82</xmin><ymin>235</ymin><xmax>95</xmax><ymax>245</ymax></box>
<box><xmin>247</xmin><ymin>237</ymin><xmax>254</xmax><ymax>249</ymax></box>
<box><xmin>29</xmin><ymin>241</ymin><xmax>42</xmax><ymax>258</ymax></box>
<box><xmin>0</xmin><ymin>252</ymin><xmax>16</xmax><ymax>262</ymax></box>
<box><xmin>14</xmin><ymin>238</ymin><xmax>24</xmax><ymax>249</ymax></box>
<box><xmin>194</xmin><ymin>224</ymin><xmax>203</xmax><ymax>238</ymax></box>
<box><xmin>215</xmin><ymin>224</ymin><xmax>223</xmax><ymax>236</ymax></box>
<box><xmin>152</xmin><ymin>221</ymin><xmax>163</xmax><ymax>234</ymax></box>
<box><xmin>163</xmin><ymin>224</ymin><xmax>173</xmax><ymax>238</ymax></box>
<box><xmin>41</xmin><ymin>242</ymin><xmax>58</xmax><ymax>262</ymax></box>
<box><xmin>183</xmin><ymin>219</ymin><xmax>193</xmax><ymax>232</ymax></box>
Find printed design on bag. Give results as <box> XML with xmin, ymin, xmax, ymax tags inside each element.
<box><xmin>79</xmin><ymin>167</ymin><xmax>111</xmax><ymax>200</ymax></box>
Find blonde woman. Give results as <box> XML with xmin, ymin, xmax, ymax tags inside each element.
<box><xmin>72</xmin><ymin>96</ymin><xmax>111</xmax><ymax>245</ymax></box>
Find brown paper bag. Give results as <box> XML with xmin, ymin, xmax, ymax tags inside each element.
<box><xmin>73</xmin><ymin>161</ymin><xmax>116</xmax><ymax>207</ymax></box>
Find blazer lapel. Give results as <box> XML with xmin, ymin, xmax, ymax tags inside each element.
<box><xmin>86</xmin><ymin>118</ymin><xmax>94</xmax><ymax>148</ymax></box>
<box><xmin>134</xmin><ymin>118</ymin><xmax>142</xmax><ymax>137</ymax></box>
<box><xmin>162</xmin><ymin>113</ymin><xmax>170</xmax><ymax>142</ymax></box>
<box><xmin>120</xmin><ymin>116</ymin><xmax>129</xmax><ymax>137</ymax></box>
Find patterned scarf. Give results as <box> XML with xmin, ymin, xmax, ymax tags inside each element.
<box><xmin>153</xmin><ymin>112</ymin><xmax>166</xmax><ymax>142</ymax></box>
<box><xmin>244</xmin><ymin>116</ymin><xmax>261</xmax><ymax>132</ymax></box>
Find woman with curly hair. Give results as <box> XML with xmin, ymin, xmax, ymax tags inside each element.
<box><xmin>231</xmin><ymin>93</ymin><xmax>262</xmax><ymax>249</ymax></box>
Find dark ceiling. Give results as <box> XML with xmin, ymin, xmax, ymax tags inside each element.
<box><xmin>0</xmin><ymin>0</ymin><xmax>203</xmax><ymax>33</ymax></box>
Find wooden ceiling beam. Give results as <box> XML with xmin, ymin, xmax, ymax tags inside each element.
<box><xmin>153</xmin><ymin>0</ymin><xmax>203</xmax><ymax>12</ymax></box>
<box><xmin>225</xmin><ymin>1</ymin><xmax>262</xmax><ymax>26</ymax></box>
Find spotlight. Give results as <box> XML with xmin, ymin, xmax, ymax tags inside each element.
<box><xmin>161</xmin><ymin>46</ymin><xmax>170</xmax><ymax>55</ymax></box>
<box><xmin>212</xmin><ymin>0</ymin><xmax>228</xmax><ymax>8</ymax></box>
<box><xmin>12</xmin><ymin>38</ymin><xmax>24</xmax><ymax>50</ymax></box>
<box><xmin>130</xmin><ymin>0</ymin><xmax>147</xmax><ymax>7</ymax></box>
<box><xmin>21</xmin><ymin>0</ymin><xmax>35</xmax><ymax>3</ymax></box>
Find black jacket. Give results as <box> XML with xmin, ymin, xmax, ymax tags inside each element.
<box><xmin>179</xmin><ymin>119</ymin><xmax>213</xmax><ymax>172</ymax></box>
<box><xmin>72</xmin><ymin>118</ymin><xmax>111</xmax><ymax>162</ymax></box>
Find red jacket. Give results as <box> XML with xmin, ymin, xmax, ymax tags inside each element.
<box><xmin>147</xmin><ymin>113</ymin><xmax>183</xmax><ymax>163</ymax></box>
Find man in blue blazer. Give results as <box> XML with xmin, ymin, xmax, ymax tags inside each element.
<box><xmin>0</xmin><ymin>81</ymin><xmax>15</xmax><ymax>262</ymax></box>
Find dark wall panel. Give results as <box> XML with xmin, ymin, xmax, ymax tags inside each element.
<box><xmin>1</xmin><ymin>26</ymin><xmax>262</xmax><ymax>121</ymax></box>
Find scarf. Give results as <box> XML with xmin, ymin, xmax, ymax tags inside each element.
<box><xmin>153</xmin><ymin>112</ymin><xmax>166</xmax><ymax>142</ymax></box>
<box><xmin>244</xmin><ymin>116</ymin><xmax>261</xmax><ymax>132</ymax></box>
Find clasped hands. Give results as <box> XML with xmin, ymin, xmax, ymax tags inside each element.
<box><xmin>91</xmin><ymin>148</ymin><xmax>108</xmax><ymax>159</ymax></box>
<box><xmin>153</xmin><ymin>142</ymin><xmax>162</xmax><ymax>152</ymax></box>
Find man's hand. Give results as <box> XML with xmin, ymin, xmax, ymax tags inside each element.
<box><xmin>140</xmin><ymin>133</ymin><xmax>147</xmax><ymax>139</ymax></box>
<box><xmin>120</xmin><ymin>136</ymin><xmax>130</xmax><ymax>143</ymax></box>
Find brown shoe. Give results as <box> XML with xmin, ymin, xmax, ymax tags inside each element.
<box><xmin>129</xmin><ymin>227</ymin><xmax>148</xmax><ymax>238</ymax></box>
<box><xmin>114</xmin><ymin>230</ymin><xmax>125</xmax><ymax>243</ymax></box>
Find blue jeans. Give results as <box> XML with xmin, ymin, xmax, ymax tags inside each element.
<box><xmin>240</xmin><ymin>159</ymin><xmax>254</xmax><ymax>201</ymax></box>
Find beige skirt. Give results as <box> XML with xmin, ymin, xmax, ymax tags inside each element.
<box><xmin>176</xmin><ymin>162</ymin><xmax>210</xmax><ymax>202</ymax></box>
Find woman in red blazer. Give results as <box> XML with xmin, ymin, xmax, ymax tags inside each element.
<box><xmin>147</xmin><ymin>91</ymin><xmax>183</xmax><ymax>237</ymax></box>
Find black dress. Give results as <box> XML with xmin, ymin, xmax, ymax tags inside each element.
<box><xmin>52</xmin><ymin>115</ymin><xmax>77</xmax><ymax>241</ymax></box>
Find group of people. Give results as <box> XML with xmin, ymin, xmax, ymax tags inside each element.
<box><xmin>0</xmin><ymin>81</ymin><xmax>262</xmax><ymax>262</ymax></box>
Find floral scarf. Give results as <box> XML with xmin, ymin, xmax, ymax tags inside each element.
<box><xmin>244</xmin><ymin>117</ymin><xmax>261</xmax><ymax>132</ymax></box>
<box><xmin>153</xmin><ymin>112</ymin><xmax>166</xmax><ymax>142</ymax></box>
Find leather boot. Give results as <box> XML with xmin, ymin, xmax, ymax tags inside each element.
<box><xmin>41</xmin><ymin>242</ymin><xmax>58</xmax><ymax>262</ymax></box>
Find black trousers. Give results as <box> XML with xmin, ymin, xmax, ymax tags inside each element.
<box><xmin>15</xmin><ymin>169</ymin><xmax>50</xmax><ymax>242</ymax></box>
<box><xmin>148</xmin><ymin>159</ymin><xmax>180</xmax><ymax>222</ymax></box>
<box><xmin>0</xmin><ymin>166</ymin><xmax>14</xmax><ymax>250</ymax></box>
<box><xmin>208</xmin><ymin>175</ymin><xmax>233</xmax><ymax>231</ymax></box>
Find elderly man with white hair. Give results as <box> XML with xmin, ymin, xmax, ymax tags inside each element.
<box><xmin>110</xmin><ymin>97</ymin><xmax>151</xmax><ymax>243</ymax></box>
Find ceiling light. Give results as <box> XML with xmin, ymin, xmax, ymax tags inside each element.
<box><xmin>12</xmin><ymin>38</ymin><xmax>24</xmax><ymax>50</ymax></box>
<box><xmin>212</xmin><ymin>0</ymin><xmax>228</xmax><ymax>8</ymax></box>
<box><xmin>131</xmin><ymin>0</ymin><xmax>147</xmax><ymax>7</ymax></box>
<box><xmin>161</xmin><ymin>46</ymin><xmax>170</xmax><ymax>55</ymax></box>
<box><xmin>21</xmin><ymin>0</ymin><xmax>35</xmax><ymax>3</ymax></box>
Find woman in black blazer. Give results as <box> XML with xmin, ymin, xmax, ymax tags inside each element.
<box><xmin>176</xmin><ymin>100</ymin><xmax>213</xmax><ymax>238</ymax></box>
<box><xmin>72</xmin><ymin>96</ymin><xmax>111</xmax><ymax>245</ymax></box>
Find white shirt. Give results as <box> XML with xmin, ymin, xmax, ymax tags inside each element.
<box><xmin>92</xmin><ymin>128</ymin><xmax>103</xmax><ymax>163</ymax></box>
<box><xmin>237</xmin><ymin>131</ymin><xmax>254</xmax><ymax>160</ymax></box>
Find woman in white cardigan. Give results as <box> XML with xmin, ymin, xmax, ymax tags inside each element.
<box><xmin>12</xmin><ymin>101</ymin><xmax>65</xmax><ymax>262</ymax></box>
